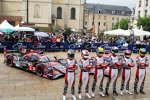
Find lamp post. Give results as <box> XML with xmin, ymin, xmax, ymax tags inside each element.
<box><xmin>129</xmin><ymin>26</ymin><xmax>134</xmax><ymax>43</ymax></box>
<box><xmin>26</xmin><ymin>0</ymin><xmax>29</xmax><ymax>24</ymax></box>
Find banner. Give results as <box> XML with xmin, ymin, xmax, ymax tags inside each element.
<box><xmin>0</xmin><ymin>42</ymin><xmax>150</xmax><ymax>52</ymax></box>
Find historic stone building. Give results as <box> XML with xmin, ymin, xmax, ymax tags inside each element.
<box><xmin>0</xmin><ymin>0</ymin><xmax>84</xmax><ymax>31</ymax></box>
<box><xmin>85</xmin><ymin>4</ymin><xmax>132</xmax><ymax>34</ymax></box>
<box><xmin>132</xmin><ymin>0</ymin><xmax>150</xmax><ymax>28</ymax></box>
<box><xmin>0</xmin><ymin>0</ymin><xmax>52</xmax><ymax>27</ymax></box>
<box><xmin>51</xmin><ymin>0</ymin><xmax>84</xmax><ymax>31</ymax></box>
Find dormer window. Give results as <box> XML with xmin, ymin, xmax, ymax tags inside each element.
<box><xmin>98</xmin><ymin>10</ymin><xmax>101</xmax><ymax>14</ymax></box>
<box><xmin>122</xmin><ymin>11</ymin><xmax>125</xmax><ymax>15</ymax></box>
<box><xmin>112</xmin><ymin>11</ymin><xmax>115</xmax><ymax>15</ymax></box>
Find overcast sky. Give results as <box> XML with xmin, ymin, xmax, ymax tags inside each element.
<box><xmin>86</xmin><ymin>0</ymin><xmax>135</xmax><ymax>9</ymax></box>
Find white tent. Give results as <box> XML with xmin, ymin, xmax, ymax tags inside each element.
<box><xmin>34</xmin><ymin>32</ymin><xmax>49</xmax><ymax>37</ymax></box>
<box><xmin>104</xmin><ymin>29</ymin><xmax>130</xmax><ymax>36</ymax></box>
<box><xmin>0</xmin><ymin>20</ymin><xmax>14</xmax><ymax>30</ymax></box>
<box><xmin>126</xmin><ymin>28</ymin><xmax>150</xmax><ymax>36</ymax></box>
<box><xmin>0</xmin><ymin>32</ymin><xmax>3</xmax><ymax>34</ymax></box>
<box><xmin>14</xmin><ymin>25</ymin><xmax>35</xmax><ymax>32</ymax></box>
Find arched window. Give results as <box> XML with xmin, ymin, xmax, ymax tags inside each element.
<box><xmin>57</xmin><ymin>7</ymin><xmax>62</xmax><ymax>19</ymax></box>
<box><xmin>70</xmin><ymin>8</ymin><xmax>76</xmax><ymax>19</ymax></box>
<box><xmin>34</xmin><ymin>4</ymin><xmax>40</xmax><ymax>18</ymax></box>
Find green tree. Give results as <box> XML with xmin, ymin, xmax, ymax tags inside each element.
<box><xmin>65</xmin><ymin>27</ymin><xmax>72</xmax><ymax>36</ymax></box>
<box><xmin>137</xmin><ymin>17</ymin><xmax>150</xmax><ymax>31</ymax></box>
<box><xmin>112</xmin><ymin>18</ymin><xmax>129</xmax><ymax>30</ymax></box>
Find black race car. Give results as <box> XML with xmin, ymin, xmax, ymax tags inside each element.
<box><xmin>5</xmin><ymin>50</ymin><xmax>66</xmax><ymax>79</ymax></box>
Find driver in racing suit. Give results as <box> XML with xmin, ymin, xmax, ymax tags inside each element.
<box><xmin>120</xmin><ymin>50</ymin><xmax>134</xmax><ymax>96</ymax></box>
<box><xmin>78</xmin><ymin>50</ymin><xmax>93</xmax><ymax>99</ymax></box>
<box><xmin>91</xmin><ymin>47</ymin><xmax>106</xmax><ymax>97</ymax></box>
<box><xmin>134</xmin><ymin>48</ymin><xmax>149</xmax><ymax>94</ymax></box>
<box><xmin>63</xmin><ymin>49</ymin><xmax>77</xmax><ymax>100</ymax></box>
<box><xmin>105</xmin><ymin>47</ymin><xmax>122</xmax><ymax>96</ymax></box>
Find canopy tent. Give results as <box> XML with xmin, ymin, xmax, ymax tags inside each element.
<box><xmin>14</xmin><ymin>25</ymin><xmax>35</xmax><ymax>32</ymax></box>
<box><xmin>0</xmin><ymin>32</ymin><xmax>3</xmax><ymax>35</ymax></box>
<box><xmin>104</xmin><ymin>29</ymin><xmax>130</xmax><ymax>36</ymax></box>
<box><xmin>71</xmin><ymin>28</ymin><xmax>76</xmax><ymax>32</ymax></box>
<box><xmin>126</xmin><ymin>28</ymin><xmax>150</xmax><ymax>36</ymax></box>
<box><xmin>0</xmin><ymin>20</ymin><xmax>14</xmax><ymax>33</ymax></box>
<box><xmin>34</xmin><ymin>32</ymin><xmax>49</xmax><ymax>37</ymax></box>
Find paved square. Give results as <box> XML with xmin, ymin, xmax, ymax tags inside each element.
<box><xmin>0</xmin><ymin>52</ymin><xmax>150</xmax><ymax>100</ymax></box>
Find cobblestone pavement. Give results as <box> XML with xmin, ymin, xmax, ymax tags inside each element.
<box><xmin>0</xmin><ymin>52</ymin><xmax>149</xmax><ymax>100</ymax></box>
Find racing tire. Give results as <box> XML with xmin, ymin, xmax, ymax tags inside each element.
<box><xmin>6</xmin><ymin>56</ymin><xmax>14</xmax><ymax>67</ymax></box>
<box><xmin>36</xmin><ymin>65</ymin><xmax>44</xmax><ymax>77</ymax></box>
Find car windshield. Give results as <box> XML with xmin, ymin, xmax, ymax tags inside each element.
<box><xmin>39</xmin><ymin>56</ymin><xmax>50</xmax><ymax>63</ymax></box>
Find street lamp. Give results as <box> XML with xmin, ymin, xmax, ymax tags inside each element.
<box><xmin>129</xmin><ymin>26</ymin><xmax>134</xmax><ymax>43</ymax></box>
<box><xmin>26</xmin><ymin>0</ymin><xmax>29</xmax><ymax>24</ymax></box>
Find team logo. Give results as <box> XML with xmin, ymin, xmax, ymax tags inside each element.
<box><xmin>13</xmin><ymin>42</ymin><xmax>27</xmax><ymax>49</ymax></box>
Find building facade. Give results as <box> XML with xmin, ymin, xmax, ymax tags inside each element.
<box><xmin>51</xmin><ymin>0</ymin><xmax>84</xmax><ymax>32</ymax></box>
<box><xmin>0</xmin><ymin>0</ymin><xmax>84</xmax><ymax>31</ymax></box>
<box><xmin>132</xmin><ymin>0</ymin><xmax>150</xmax><ymax>27</ymax></box>
<box><xmin>0</xmin><ymin>0</ymin><xmax>52</xmax><ymax>27</ymax></box>
<box><xmin>85</xmin><ymin>4</ymin><xmax>131</xmax><ymax>34</ymax></box>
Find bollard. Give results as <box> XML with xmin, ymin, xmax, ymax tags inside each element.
<box><xmin>3</xmin><ymin>48</ymin><xmax>6</xmax><ymax>63</ymax></box>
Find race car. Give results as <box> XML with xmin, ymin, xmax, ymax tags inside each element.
<box><xmin>5</xmin><ymin>50</ymin><xmax>66</xmax><ymax>79</ymax></box>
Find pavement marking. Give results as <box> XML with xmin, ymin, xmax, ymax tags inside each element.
<box><xmin>112</xmin><ymin>96</ymin><xmax>120</xmax><ymax>100</ymax></box>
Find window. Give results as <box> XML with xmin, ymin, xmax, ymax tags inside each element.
<box><xmin>98</xmin><ymin>22</ymin><xmax>100</xmax><ymax>26</ymax></box>
<box><xmin>133</xmin><ymin>8</ymin><xmax>135</xmax><ymax>14</ymax></box>
<box><xmin>34</xmin><ymin>4</ymin><xmax>41</xmax><ymax>18</ymax></box>
<box><xmin>138</xmin><ymin>11</ymin><xmax>141</xmax><ymax>17</ymax></box>
<box><xmin>30</xmin><ymin>55</ymin><xmax>38</xmax><ymax>62</ymax></box>
<box><xmin>139</xmin><ymin>0</ymin><xmax>141</xmax><ymax>7</ymax></box>
<box><xmin>104</xmin><ymin>16</ymin><xmax>106</xmax><ymax>20</ymax></box>
<box><xmin>112</xmin><ymin>17</ymin><xmax>114</xmax><ymax>20</ymax></box>
<box><xmin>98</xmin><ymin>10</ymin><xmax>101</xmax><ymax>14</ymax></box>
<box><xmin>57</xmin><ymin>7</ymin><xmax>62</xmax><ymax>19</ymax></box>
<box><xmin>70</xmin><ymin>8</ymin><xmax>76</xmax><ymax>19</ymax></box>
<box><xmin>145</xmin><ymin>10</ymin><xmax>147</xmax><ymax>17</ymax></box>
<box><xmin>103</xmin><ymin>22</ymin><xmax>106</xmax><ymax>26</ymax></box>
<box><xmin>117</xmin><ymin>18</ymin><xmax>119</xmax><ymax>21</ymax></box>
<box><xmin>146</xmin><ymin>0</ymin><xmax>148</xmax><ymax>6</ymax></box>
<box><xmin>112</xmin><ymin>11</ymin><xmax>115</xmax><ymax>15</ymax></box>
<box><xmin>85</xmin><ymin>21</ymin><xmax>87</xmax><ymax>25</ymax></box>
<box><xmin>122</xmin><ymin>11</ymin><xmax>125</xmax><ymax>15</ymax></box>
<box><xmin>112</xmin><ymin>23</ymin><xmax>114</xmax><ymax>27</ymax></box>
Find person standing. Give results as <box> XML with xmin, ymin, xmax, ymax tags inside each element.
<box><xmin>134</xmin><ymin>48</ymin><xmax>149</xmax><ymax>94</ymax></box>
<box><xmin>105</xmin><ymin>47</ymin><xmax>122</xmax><ymax>96</ymax></box>
<box><xmin>91</xmin><ymin>47</ymin><xmax>106</xmax><ymax>97</ymax></box>
<box><xmin>63</xmin><ymin>49</ymin><xmax>77</xmax><ymax>100</ymax></box>
<box><xmin>120</xmin><ymin>50</ymin><xmax>134</xmax><ymax>96</ymax></box>
<box><xmin>78</xmin><ymin>50</ymin><xmax>93</xmax><ymax>99</ymax></box>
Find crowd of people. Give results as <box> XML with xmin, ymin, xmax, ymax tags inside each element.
<box><xmin>0</xmin><ymin>31</ymin><xmax>149</xmax><ymax>46</ymax></box>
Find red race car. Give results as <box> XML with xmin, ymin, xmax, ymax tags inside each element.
<box><xmin>5</xmin><ymin>50</ymin><xmax>66</xmax><ymax>79</ymax></box>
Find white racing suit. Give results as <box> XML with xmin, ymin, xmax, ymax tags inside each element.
<box><xmin>91</xmin><ymin>56</ymin><xmax>106</xmax><ymax>93</ymax></box>
<box><xmin>105</xmin><ymin>55</ymin><xmax>122</xmax><ymax>94</ymax></box>
<box><xmin>134</xmin><ymin>56</ymin><xmax>149</xmax><ymax>93</ymax></box>
<box><xmin>120</xmin><ymin>57</ymin><xmax>134</xmax><ymax>91</ymax></box>
<box><xmin>78</xmin><ymin>58</ymin><xmax>93</xmax><ymax>94</ymax></box>
<box><xmin>63</xmin><ymin>58</ymin><xmax>77</xmax><ymax>95</ymax></box>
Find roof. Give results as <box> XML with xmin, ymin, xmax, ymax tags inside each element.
<box><xmin>86</xmin><ymin>3</ymin><xmax>132</xmax><ymax>16</ymax></box>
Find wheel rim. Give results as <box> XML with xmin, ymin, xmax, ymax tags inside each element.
<box><xmin>7</xmin><ymin>58</ymin><xmax>12</xmax><ymax>67</ymax></box>
<box><xmin>36</xmin><ymin>66</ymin><xmax>43</xmax><ymax>76</ymax></box>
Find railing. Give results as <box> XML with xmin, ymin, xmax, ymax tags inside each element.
<box><xmin>0</xmin><ymin>42</ymin><xmax>149</xmax><ymax>52</ymax></box>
